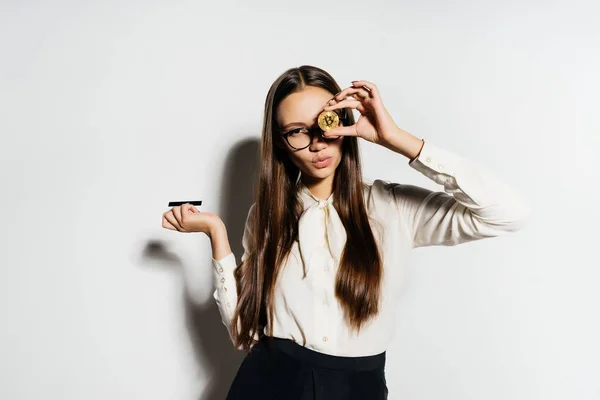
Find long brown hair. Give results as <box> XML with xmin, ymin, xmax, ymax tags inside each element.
<box><xmin>231</xmin><ymin>65</ymin><xmax>383</xmax><ymax>350</ymax></box>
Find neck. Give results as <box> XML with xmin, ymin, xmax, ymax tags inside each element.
<box><xmin>301</xmin><ymin>173</ymin><xmax>334</xmax><ymax>200</ymax></box>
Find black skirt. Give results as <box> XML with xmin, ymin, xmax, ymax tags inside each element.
<box><xmin>226</xmin><ymin>335</ymin><xmax>388</xmax><ymax>400</ymax></box>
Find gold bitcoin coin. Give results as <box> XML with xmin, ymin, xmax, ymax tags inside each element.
<box><xmin>318</xmin><ymin>110</ymin><xmax>339</xmax><ymax>132</ymax></box>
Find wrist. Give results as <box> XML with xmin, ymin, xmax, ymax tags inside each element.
<box><xmin>207</xmin><ymin>218</ymin><xmax>226</xmax><ymax>239</ymax></box>
<box><xmin>209</xmin><ymin>220</ymin><xmax>232</xmax><ymax>261</ymax></box>
<box><xmin>385</xmin><ymin>127</ymin><xmax>424</xmax><ymax>160</ymax></box>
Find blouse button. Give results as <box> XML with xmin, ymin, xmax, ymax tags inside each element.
<box><xmin>223</xmin><ymin>286</ymin><xmax>228</xmax><ymax>292</ymax></box>
<box><xmin>220</xmin><ymin>278</ymin><xmax>225</xmax><ymax>283</ymax></box>
<box><xmin>426</xmin><ymin>156</ymin><xmax>432</xmax><ymax>163</ymax></box>
<box><xmin>322</xmin><ymin>336</ymin><xmax>328</xmax><ymax>342</ymax></box>
<box><xmin>218</xmin><ymin>267</ymin><xmax>224</xmax><ymax>273</ymax></box>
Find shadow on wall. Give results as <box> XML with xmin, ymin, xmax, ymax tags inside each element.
<box><xmin>143</xmin><ymin>137</ymin><xmax>261</xmax><ymax>400</ymax></box>
<box><xmin>196</xmin><ymin>137</ymin><xmax>260</xmax><ymax>400</ymax></box>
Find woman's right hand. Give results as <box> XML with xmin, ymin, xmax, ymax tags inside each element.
<box><xmin>162</xmin><ymin>203</ymin><xmax>223</xmax><ymax>236</ymax></box>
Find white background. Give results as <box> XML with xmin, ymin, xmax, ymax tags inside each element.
<box><xmin>1</xmin><ymin>1</ymin><xmax>598</xmax><ymax>399</ymax></box>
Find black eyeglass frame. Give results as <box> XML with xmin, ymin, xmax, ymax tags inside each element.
<box><xmin>279</xmin><ymin>108</ymin><xmax>349</xmax><ymax>150</ymax></box>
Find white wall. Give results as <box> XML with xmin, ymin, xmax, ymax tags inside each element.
<box><xmin>1</xmin><ymin>1</ymin><xmax>598</xmax><ymax>399</ymax></box>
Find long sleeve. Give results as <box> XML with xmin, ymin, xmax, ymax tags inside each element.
<box><xmin>212</xmin><ymin>203</ymin><xmax>256</xmax><ymax>347</ymax></box>
<box><xmin>385</xmin><ymin>140</ymin><xmax>530</xmax><ymax>248</ymax></box>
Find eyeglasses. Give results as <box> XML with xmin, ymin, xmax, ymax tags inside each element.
<box><xmin>280</xmin><ymin>108</ymin><xmax>348</xmax><ymax>150</ymax></box>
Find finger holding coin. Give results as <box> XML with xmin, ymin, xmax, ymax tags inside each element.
<box><xmin>350</xmin><ymin>80</ymin><xmax>379</xmax><ymax>97</ymax></box>
<box><xmin>320</xmin><ymin>80</ymin><xmax>393</xmax><ymax>144</ymax></box>
<box><xmin>332</xmin><ymin>84</ymin><xmax>371</xmax><ymax>100</ymax></box>
<box><xmin>324</xmin><ymin>98</ymin><xmax>365</xmax><ymax>115</ymax></box>
<box><xmin>332</xmin><ymin>86</ymin><xmax>371</xmax><ymax>102</ymax></box>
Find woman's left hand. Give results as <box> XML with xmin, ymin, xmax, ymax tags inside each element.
<box><xmin>322</xmin><ymin>80</ymin><xmax>400</xmax><ymax>148</ymax></box>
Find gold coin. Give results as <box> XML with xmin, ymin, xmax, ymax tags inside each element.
<box><xmin>318</xmin><ymin>110</ymin><xmax>339</xmax><ymax>132</ymax></box>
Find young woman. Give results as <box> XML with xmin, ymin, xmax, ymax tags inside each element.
<box><xmin>162</xmin><ymin>65</ymin><xmax>530</xmax><ymax>399</ymax></box>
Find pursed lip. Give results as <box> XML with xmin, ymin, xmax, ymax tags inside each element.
<box><xmin>313</xmin><ymin>155</ymin><xmax>332</xmax><ymax>163</ymax></box>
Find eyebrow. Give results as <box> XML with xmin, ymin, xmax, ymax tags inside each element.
<box><xmin>281</xmin><ymin>118</ymin><xmax>318</xmax><ymax>130</ymax></box>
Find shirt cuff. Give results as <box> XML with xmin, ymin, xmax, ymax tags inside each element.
<box><xmin>408</xmin><ymin>139</ymin><xmax>457</xmax><ymax>178</ymax></box>
<box><xmin>212</xmin><ymin>252</ymin><xmax>237</xmax><ymax>274</ymax></box>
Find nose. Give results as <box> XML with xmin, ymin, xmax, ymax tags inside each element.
<box><xmin>309</xmin><ymin>131</ymin><xmax>328</xmax><ymax>150</ymax></box>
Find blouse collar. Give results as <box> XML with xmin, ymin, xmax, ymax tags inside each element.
<box><xmin>297</xmin><ymin>179</ymin><xmax>334</xmax><ymax>208</ymax></box>
<box><xmin>295</xmin><ymin>177</ymin><xmax>345</xmax><ymax>276</ymax></box>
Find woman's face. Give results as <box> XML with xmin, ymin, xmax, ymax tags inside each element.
<box><xmin>276</xmin><ymin>85</ymin><xmax>344</xmax><ymax>182</ymax></box>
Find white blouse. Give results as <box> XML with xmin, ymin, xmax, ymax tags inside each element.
<box><xmin>211</xmin><ymin>140</ymin><xmax>530</xmax><ymax>357</ymax></box>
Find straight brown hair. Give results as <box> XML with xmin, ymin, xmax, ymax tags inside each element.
<box><xmin>231</xmin><ymin>65</ymin><xmax>383</xmax><ymax>350</ymax></box>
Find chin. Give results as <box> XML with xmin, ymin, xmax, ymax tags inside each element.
<box><xmin>307</xmin><ymin>163</ymin><xmax>337</xmax><ymax>179</ymax></box>
<box><xmin>312</xmin><ymin>170</ymin><xmax>332</xmax><ymax>179</ymax></box>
